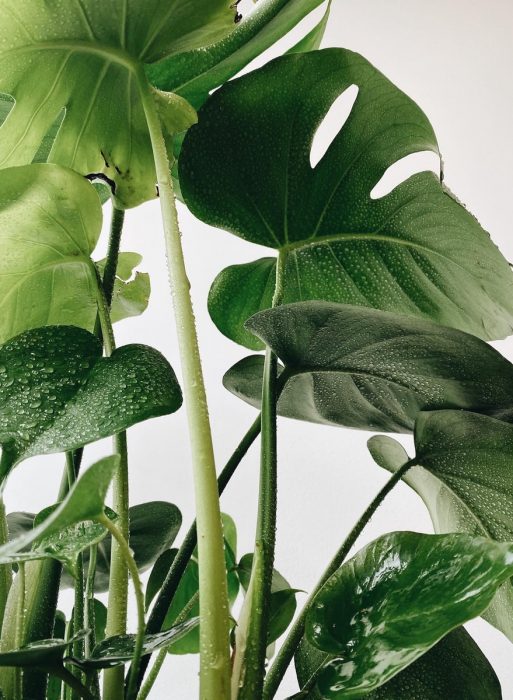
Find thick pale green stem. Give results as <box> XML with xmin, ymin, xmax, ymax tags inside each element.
<box><xmin>139</xmin><ymin>77</ymin><xmax>231</xmax><ymax>698</ymax></box>
<box><xmin>233</xmin><ymin>253</ymin><xmax>286</xmax><ymax>699</ymax></box>
<box><xmin>0</xmin><ymin>493</ymin><xmax>12</xmax><ymax>626</ymax></box>
<box><xmin>263</xmin><ymin>460</ymin><xmax>415</xmax><ymax>698</ymax></box>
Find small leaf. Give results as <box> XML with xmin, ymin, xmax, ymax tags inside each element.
<box><xmin>305</xmin><ymin>531</ymin><xmax>513</xmax><ymax>697</ymax></box>
<box><xmin>370</xmin><ymin>410</ymin><xmax>513</xmax><ymax>642</ymax></box>
<box><xmin>96</xmin><ymin>252</ymin><xmax>151</xmax><ymax>324</ymax></box>
<box><xmin>0</xmin><ymin>633</ymin><xmax>86</xmax><ymax>669</ymax></box>
<box><xmin>180</xmin><ymin>49</ymin><xmax>513</xmax><ymax>345</ymax></box>
<box><xmin>294</xmin><ymin>627</ymin><xmax>502</xmax><ymax>700</ymax></box>
<box><xmin>224</xmin><ymin>301</ymin><xmax>513</xmax><ymax>432</ymax></box>
<box><xmin>0</xmin><ymin>457</ymin><xmax>118</xmax><ymax>563</ymax></box>
<box><xmin>0</xmin><ymin>325</ymin><xmax>182</xmax><ymax>475</ymax></box>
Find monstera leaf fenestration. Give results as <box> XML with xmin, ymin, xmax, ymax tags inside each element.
<box><xmin>223</xmin><ymin>302</ymin><xmax>513</xmax><ymax>432</ymax></box>
<box><xmin>369</xmin><ymin>410</ymin><xmax>513</xmax><ymax>642</ymax></box>
<box><xmin>0</xmin><ymin>0</ymin><xmax>237</xmax><ymax>207</ymax></box>
<box><xmin>179</xmin><ymin>48</ymin><xmax>513</xmax><ymax>347</ymax></box>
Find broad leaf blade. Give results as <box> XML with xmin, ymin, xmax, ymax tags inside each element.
<box><xmin>225</xmin><ymin>302</ymin><xmax>513</xmax><ymax>432</ymax></box>
<box><xmin>305</xmin><ymin>531</ymin><xmax>513</xmax><ymax>697</ymax></box>
<box><xmin>180</xmin><ymin>48</ymin><xmax>513</xmax><ymax>344</ymax></box>
<box><xmin>294</xmin><ymin>627</ymin><xmax>502</xmax><ymax>700</ymax></box>
<box><xmin>370</xmin><ymin>411</ymin><xmax>513</xmax><ymax>641</ymax></box>
<box><xmin>0</xmin><ymin>0</ymin><xmax>236</xmax><ymax>207</ymax></box>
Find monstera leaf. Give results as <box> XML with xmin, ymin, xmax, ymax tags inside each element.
<box><xmin>223</xmin><ymin>302</ymin><xmax>513</xmax><ymax>432</ymax></box>
<box><xmin>370</xmin><ymin>410</ymin><xmax>513</xmax><ymax>642</ymax></box>
<box><xmin>294</xmin><ymin>627</ymin><xmax>501</xmax><ymax>700</ymax></box>
<box><xmin>0</xmin><ymin>164</ymin><xmax>148</xmax><ymax>344</ymax></box>
<box><xmin>179</xmin><ymin>48</ymin><xmax>513</xmax><ymax>347</ymax></box>
<box><xmin>0</xmin><ymin>325</ymin><xmax>182</xmax><ymax>478</ymax></box>
<box><xmin>304</xmin><ymin>531</ymin><xmax>513</xmax><ymax>698</ymax></box>
<box><xmin>0</xmin><ymin>0</ymin><xmax>237</xmax><ymax>208</ymax></box>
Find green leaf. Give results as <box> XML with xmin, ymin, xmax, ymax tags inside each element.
<box><xmin>305</xmin><ymin>531</ymin><xmax>513</xmax><ymax>698</ymax></box>
<box><xmin>238</xmin><ymin>553</ymin><xmax>298</xmax><ymax>645</ymax></box>
<box><xmin>147</xmin><ymin>0</ymin><xmax>327</xmax><ymax>109</ymax></box>
<box><xmin>294</xmin><ymin>627</ymin><xmax>501</xmax><ymax>700</ymax></box>
<box><xmin>225</xmin><ymin>301</ymin><xmax>513</xmax><ymax>432</ymax></box>
<box><xmin>180</xmin><ymin>48</ymin><xmax>513</xmax><ymax>345</ymax></box>
<box><xmin>70</xmin><ymin>619</ymin><xmax>198</xmax><ymax>670</ymax></box>
<box><xmin>370</xmin><ymin>410</ymin><xmax>513</xmax><ymax>642</ymax></box>
<box><xmin>0</xmin><ymin>1</ymin><xmax>236</xmax><ymax>208</ymax></box>
<box><xmin>0</xmin><ymin>633</ymin><xmax>86</xmax><ymax>669</ymax></box>
<box><xmin>0</xmin><ymin>457</ymin><xmax>118</xmax><ymax>564</ymax></box>
<box><xmin>0</xmin><ymin>325</ymin><xmax>182</xmax><ymax>475</ymax></box>
<box><xmin>96</xmin><ymin>252</ymin><xmax>151</xmax><ymax>324</ymax></box>
<box><xmin>0</xmin><ymin>164</ymin><xmax>105</xmax><ymax>344</ymax></box>
<box><xmin>286</xmin><ymin>1</ymin><xmax>331</xmax><ymax>54</ymax></box>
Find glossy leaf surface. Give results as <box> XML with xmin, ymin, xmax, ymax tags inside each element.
<box><xmin>180</xmin><ymin>48</ymin><xmax>513</xmax><ymax>345</ymax></box>
<box><xmin>305</xmin><ymin>531</ymin><xmax>513</xmax><ymax>697</ymax></box>
<box><xmin>370</xmin><ymin>410</ymin><xmax>513</xmax><ymax>641</ymax></box>
<box><xmin>0</xmin><ymin>0</ymin><xmax>235</xmax><ymax>207</ymax></box>
<box><xmin>0</xmin><ymin>633</ymin><xmax>86</xmax><ymax>669</ymax></box>
<box><xmin>0</xmin><ymin>325</ymin><xmax>182</xmax><ymax>475</ymax></box>
<box><xmin>294</xmin><ymin>627</ymin><xmax>502</xmax><ymax>700</ymax></box>
<box><xmin>225</xmin><ymin>301</ymin><xmax>513</xmax><ymax>432</ymax></box>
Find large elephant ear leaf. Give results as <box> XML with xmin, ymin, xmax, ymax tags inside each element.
<box><xmin>0</xmin><ymin>0</ymin><xmax>237</xmax><ymax>208</ymax></box>
<box><xmin>304</xmin><ymin>531</ymin><xmax>513</xmax><ymax>698</ymax></box>
<box><xmin>293</xmin><ymin>627</ymin><xmax>502</xmax><ymax>700</ymax></box>
<box><xmin>180</xmin><ymin>48</ymin><xmax>513</xmax><ymax>345</ymax></box>
<box><xmin>0</xmin><ymin>325</ymin><xmax>182</xmax><ymax>478</ymax></box>
<box><xmin>224</xmin><ymin>301</ymin><xmax>513</xmax><ymax>432</ymax></box>
<box><xmin>369</xmin><ymin>410</ymin><xmax>513</xmax><ymax>642</ymax></box>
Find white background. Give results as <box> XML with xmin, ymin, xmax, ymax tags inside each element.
<box><xmin>6</xmin><ymin>1</ymin><xmax>513</xmax><ymax>697</ymax></box>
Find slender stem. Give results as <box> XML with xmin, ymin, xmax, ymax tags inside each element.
<box><xmin>137</xmin><ymin>647</ymin><xmax>167</xmax><ymax>700</ymax></box>
<box><xmin>0</xmin><ymin>492</ymin><xmax>12</xmax><ymax>627</ymax></box>
<box><xmin>139</xmin><ymin>76</ymin><xmax>230</xmax><ymax>698</ymax></box>
<box><xmin>102</xmin><ymin>206</ymin><xmax>125</xmax><ymax>306</ymax></box>
<box><xmin>13</xmin><ymin>562</ymin><xmax>25</xmax><ymax>700</ymax></box>
<box><xmin>84</xmin><ymin>545</ymin><xmax>100</xmax><ymax>699</ymax></box>
<box><xmin>98</xmin><ymin>514</ymin><xmax>145</xmax><ymax>700</ymax></box>
<box><xmin>263</xmin><ymin>460</ymin><xmax>415</xmax><ymax>698</ymax></box>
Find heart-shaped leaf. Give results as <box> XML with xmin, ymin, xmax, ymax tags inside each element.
<box><xmin>180</xmin><ymin>48</ymin><xmax>513</xmax><ymax>346</ymax></box>
<box><xmin>0</xmin><ymin>457</ymin><xmax>118</xmax><ymax>564</ymax></box>
<box><xmin>293</xmin><ymin>627</ymin><xmax>501</xmax><ymax>700</ymax></box>
<box><xmin>0</xmin><ymin>325</ymin><xmax>182</xmax><ymax>477</ymax></box>
<box><xmin>305</xmin><ymin>531</ymin><xmax>513</xmax><ymax>698</ymax></box>
<box><xmin>224</xmin><ymin>301</ymin><xmax>513</xmax><ymax>432</ymax></box>
<box><xmin>96</xmin><ymin>252</ymin><xmax>151</xmax><ymax>324</ymax></box>
<box><xmin>0</xmin><ymin>1</ymin><xmax>236</xmax><ymax>208</ymax></box>
<box><xmin>370</xmin><ymin>410</ymin><xmax>513</xmax><ymax>642</ymax></box>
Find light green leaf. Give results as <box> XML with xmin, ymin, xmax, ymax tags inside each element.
<box><xmin>294</xmin><ymin>627</ymin><xmax>502</xmax><ymax>700</ymax></box>
<box><xmin>180</xmin><ymin>48</ymin><xmax>513</xmax><ymax>345</ymax></box>
<box><xmin>0</xmin><ymin>457</ymin><xmax>117</xmax><ymax>563</ymax></box>
<box><xmin>305</xmin><ymin>531</ymin><xmax>513</xmax><ymax>698</ymax></box>
<box><xmin>224</xmin><ymin>301</ymin><xmax>513</xmax><ymax>432</ymax></box>
<box><xmin>370</xmin><ymin>410</ymin><xmax>513</xmax><ymax>642</ymax></box>
<box><xmin>0</xmin><ymin>0</ymin><xmax>236</xmax><ymax>208</ymax></box>
<box><xmin>96</xmin><ymin>252</ymin><xmax>151</xmax><ymax>324</ymax></box>
<box><xmin>286</xmin><ymin>1</ymin><xmax>331</xmax><ymax>54</ymax></box>
<box><xmin>0</xmin><ymin>325</ymin><xmax>182</xmax><ymax>476</ymax></box>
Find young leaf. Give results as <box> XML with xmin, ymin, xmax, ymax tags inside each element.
<box><xmin>0</xmin><ymin>457</ymin><xmax>118</xmax><ymax>562</ymax></box>
<box><xmin>305</xmin><ymin>531</ymin><xmax>513</xmax><ymax>697</ymax></box>
<box><xmin>370</xmin><ymin>410</ymin><xmax>513</xmax><ymax>642</ymax></box>
<box><xmin>96</xmin><ymin>253</ymin><xmax>151</xmax><ymax>324</ymax></box>
<box><xmin>0</xmin><ymin>1</ymin><xmax>236</xmax><ymax>208</ymax></box>
<box><xmin>224</xmin><ymin>301</ymin><xmax>513</xmax><ymax>432</ymax></box>
<box><xmin>0</xmin><ymin>325</ymin><xmax>182</xmax><ymax>476</ymax></box>
<box><xmin>180</xmin><ymin>49</ymin><xmax>513</xmax><ymax>345</ymax></box>
<box><xmin>294</xmin><ymin>627</ymin><xmax>502</xmax><ymax>700</ymax></box>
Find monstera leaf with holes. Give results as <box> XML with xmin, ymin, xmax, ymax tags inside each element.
<box><xmin>223</xmin><ymin>301</ymin><xmax>513</xmax><ymax>432</ymax></box>
<box><xmin>0</xmin><ymin>324</ymin><xmax>182</xmax><ymax>479</ymax></box>
<box><xmin>369</xmin><ymin>410</ymin><xmax>513</xmax><ymax>643</ymax></box>
<box><xmin>0</xmin><ymin>0</ymin><xmax>239</xmax><ymax>208</ymax></box>
<box><xmin>179</xmin><ymin>48</ymin><xmax>513</xmax><ymax>348</ymax></box>
<box><xmin>0</xmin><ymin>164</ymin><xmax>149</xmax><ymax>343</ymax></box>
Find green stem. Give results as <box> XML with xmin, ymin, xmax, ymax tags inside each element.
<box><xmin>137</xmin><ymin>647</ymin><xmax>167</xmax><ymax>700</ymax></box>
<box><xmin>98</xmin><ymin>514</ymin><xmax>145</xmax><ymax>700</ymax></box>
<box><xmin>102</xmin><ymin>206</ymin><xmax>125</xmax><ymax>306</ymax></box>
<box><xmin>84</xmin><ymin>543</ymin><xmax>100</xmax><ymax>699</ymax></box>
<box><xmin>0</xmin><ymin>492</ymin><xmax>12</xmax><ymax>627</ymax></box>
<box><xmin>13</xmin><ymin>562</ymin><xmax>25</xmax><ymax>700</ymax></box>
<box><xmin>263</xmin><ymin>460</ymin><xmax>415</xmax><ymax>698</ymax></box>
<box><xmin>139</xmin><ymin>76</ymin><xmax>230</xmax><ymax>698</ymax></box>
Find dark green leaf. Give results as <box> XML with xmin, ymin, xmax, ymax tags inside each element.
<box><xmin>305</xmin><ymin>531</ymin><xmax>513</xmax><ymax>697</ymax></box>
<box><xmin>6</xmin><ymin>513</ymin><xmax>34</xmax><ymax>543</ymax></box>
<box><xmin>0</xmin><ymin>633</ymin><xmax>86</xmax><ymax>669</ymax></box>
<box><xmin>294</xmin><ymin>627</ymin><xmax>502</xmax><ymax>700</ymax></box>
<box><xmin>0</xmin><ymin>1</ymin><xmax>235</xmax><ymax>208</ymax></box>
<box><xmin>180</xmin><ymin>49</ymin><xmax>513</xmax><ymax>345</ymax></box>
<box><xmin>0</xmin><ymin>325</ymin><xmax>182</xmax><ymax>475</ymax></box>
<box><xmin>370</xmin><ymin>410</ymin><xmax>513</xmax><ymax>642</ymax></box>
<box><xmin>225</xmin><ymin>301</ymin><xmax>513</xmax><ymax>432</ymax></box>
